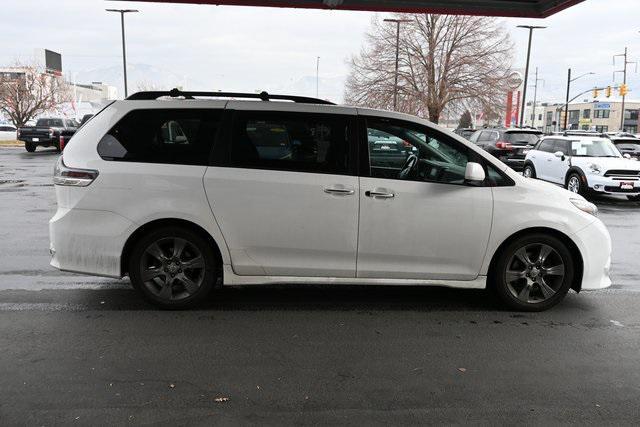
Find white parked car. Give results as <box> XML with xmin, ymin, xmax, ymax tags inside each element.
<box><xmin>523</xmin><ymin>135</ymin><xmax>640</xmax><ymax>201</ymax></box>
<box><xmin>50</xmin><ymin>90</ymin><xmax>611</xmax><ymax>311</ymax></box>
<box><xmin>0</xmin><ymin>123</ymin><xmax>17</xmax><ymax>140</ymax></box>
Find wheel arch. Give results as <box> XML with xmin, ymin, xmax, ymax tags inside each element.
<box><xmin>565</xmin><ymin>166</ymin><xmax>587</xmax><ymax>187</ymax></box>
<box><xmin>486</xmin><ymin>227</ymin><xmax>584</xmax><ymax>293</ymax></box>
<box><xmin>120</xmin><ymin>218</ymin><xmax>224</xmax><ymax>281</ymax></box>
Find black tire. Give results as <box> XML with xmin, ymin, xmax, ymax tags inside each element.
<box><xmin>566</xmin><ymin>172</ymin><xmax>587</xmax><ymax>197</ymax></box>
<box><xmin>25</xmin><ymin>142</ymin><xmax>36</xmax><ymax>152</ymax></box>
<box><xmin>128</xmin><ymin>226</ymin><xmax>218</xmax><ymax>309</ymax></box>
<box><xmin>491</xmin><ymin>233</ymin><xmax>575</xmax><ymax>312</ymax></box>
<box><xmin>523</xmin><ymin>163</ymin><xmax>536</xmax><ymax>179</ymax></box>
<box><xmin>628</xmin><ymin>195</ymin><xmax>640</xmax><ymax>202</ymax></box>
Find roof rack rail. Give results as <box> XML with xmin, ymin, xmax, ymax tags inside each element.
<box><xmin>125</xmin><ymin>88</ymin><xmax>335</xmax><ymax>105</ymax></box>
<box><xmin>562</xmin><ymin>130</ymin><xmax>606</xmax><ymax>137</ymax></box>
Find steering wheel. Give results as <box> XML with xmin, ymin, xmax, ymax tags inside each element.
<box><xmin>398</xmin><ymin>154</ymin><xmax>418</xmax><ymax>180</ymax></box>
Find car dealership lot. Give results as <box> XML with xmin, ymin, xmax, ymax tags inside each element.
<box><xmin>1</xmin><ymin>147</ymin><xmax>640</xmax><ymax>424</ymax></box>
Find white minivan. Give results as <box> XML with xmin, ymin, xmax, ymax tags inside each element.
<box><xmin>50</xmin><ymin>90</ymin><xmax>611</xmax><ymax>311</ymax></box>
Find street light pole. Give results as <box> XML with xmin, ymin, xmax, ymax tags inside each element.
<box><xmin>564</xmin><ymin>70</ymin><xmax>595</xmax><ymax>130</ymax></box>
<box><xmin>384</xmin><ymin>18</ymin><xmax>411</xmax><ymax>111</ymax></box>
<box><xmin>106</xmin><ymin>9</ymin><xmax>139</xmax><ymax>98</ymax></box>
<box><xmin>517</xmin><ymin>25</ymin><xmax>546</xmax><ymax>127</ymax></box>
<box><xmin>564</xmin><ymin>68</ymin><xmax>571</xmax><ymax>130</ymax></box>
<box><xmin>316</xmin><ymin>56</ymin><xmax>320</xmax><ymax>98</ymax></box>
<box><xmin>530</xmin><ymin>67</ymin><xmax>544</xmax><ymax>128</ymax></box>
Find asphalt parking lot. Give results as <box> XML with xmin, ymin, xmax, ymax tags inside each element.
<box><xmin>1</xmin><ymin>147</ymin><xmax>639</xmax><ymax>424</ymax></box>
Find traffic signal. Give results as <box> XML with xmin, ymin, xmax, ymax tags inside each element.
<box><xmin>605</xmin><ymin>86</ymin><xmax>612</xmax><ymax>97</ymax></box>
<box><xmin>593</xmin><ymin>88</ymin><xmax>600</xmax><ymax>98</ymax></box>
<box><xmin>619</xmin><ymin>84</ymin><xmax>628</xmax><ymax>97</ymax></box>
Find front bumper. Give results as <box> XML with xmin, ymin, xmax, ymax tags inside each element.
<box><xmin>49</xmin><ymin>206</ymin><xmax>134</xmax><ymax>278</ymax></box>
<box><xmin>587</xmin><ymin>175</ymin><xmax>640</xmax><ymax>195</ymax></box>
<box><xmin>572</xmin><ymin>219</ymin><xmax>612</xmax><ymax>291</ymax></box>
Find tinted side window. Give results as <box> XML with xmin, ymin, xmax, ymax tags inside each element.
<box><xmin>553</xmin><ymin>140</ymin><xmax>570</xmax><ymax>154</ymax></box>
<box><xmin>98</xmin><ymin>109</ymin><xmax>221</xmax><ymax>166</ymax></box>
<box><xmin>229</xmin><ymin>112</ymin><xmax>351</xmax><ymax>175</ymax></box>
<box><xmin>366</xmin><ymin>119</ymin><xmax>470</xmax><ymax>185</ymax></box>
<box><xmin>537</xmin><ymin>139</ymin><xmax>555</xmax><ymax>152</ymax></box>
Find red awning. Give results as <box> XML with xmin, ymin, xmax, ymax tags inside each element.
<box><xmin>119</xmin><ymin>0</ymin><xmax>584</xmax><ymax>18</ymax></box>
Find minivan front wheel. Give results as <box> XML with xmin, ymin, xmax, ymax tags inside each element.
<box><xmin>129</xmin><ymin>226</ymin><xmax>217</xmax><ymax>309</ymax></box>
<box><xmin>492</xmin><ymin>233</ymin><xmax>574</xmax><ymax>311</ymax></box>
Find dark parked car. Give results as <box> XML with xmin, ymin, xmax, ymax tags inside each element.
<box><xmin>454</xmin><ymin>127</ymin><xmax>476</xmax><ymax>140</ymax></box>
<box><xmin>18</xmin><ymin>117</ymin><xmax>79</xmax><ymax>152</ymax></box>
<box><xmin>610</xmin><ymin>136</ymin><xmax>640</xmax><ymax>160</ymax></box>
<box><xmin>468</xmin><ymin>128</ymin><xmax>542</xmax><ymax>171</ymax></box>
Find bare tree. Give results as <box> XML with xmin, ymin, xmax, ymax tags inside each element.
<box><xmin>0</xmin><ymin>64</ymin><xmax>71</xmax><ymax>127</ymax></box>
<box><xmin>345</xmin><ymin>14</ymin><xmax>517</xmax><ymax>124</ymax></box>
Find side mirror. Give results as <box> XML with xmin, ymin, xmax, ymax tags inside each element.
<box><xmin>465</xmin><ymin>162</ymin><xmax>486</xmax><ymax>184</ymax></box>
<box><xmin>623</xmin><ymin>153</ymin><xmax>631</xmax><ymax>159</ymax></box>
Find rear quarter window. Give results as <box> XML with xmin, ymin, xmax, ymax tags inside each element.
<box><xmin>98</xmin><ymin>109</ymin><xmax>222</xmax><ymax>166</ymax></box>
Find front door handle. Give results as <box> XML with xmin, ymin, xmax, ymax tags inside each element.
<box><xmin>365</xmin><ymin>190</ymin><xmax>395</xmax><ymax>199</ymax></box>
<box><xmin>324</xmin><ymin>187</ymin><xmax>355</xmax><ymax>196</ymax></box>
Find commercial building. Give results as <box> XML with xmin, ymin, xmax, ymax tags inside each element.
<box><xmin>540</xmin><ymin>101</ymin><xmax>640</xmax><ymax>134</ymax></box>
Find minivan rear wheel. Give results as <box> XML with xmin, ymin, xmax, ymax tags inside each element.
<box><xmin>129</xmin><ymin>226</ymin><xmax>217</xmax><ymax>309</ymax></box>
<box><xmin>491</xmin><ymin>233</ymin><xmax>574</xmax><ymax>311</ymax></box>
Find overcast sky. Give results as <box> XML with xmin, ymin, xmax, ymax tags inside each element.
<box><xmin>1</xmin><ymin>0</ymin><xmax>638</xmax><ymax>103</ymax></box>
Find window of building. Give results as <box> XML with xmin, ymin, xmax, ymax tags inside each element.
<box><xmin>568</xmin><ymin>110</ymin><xmax>580</xmax><ymax>122</ymax></box>
<box><xmin>624</xmin><ymin>110</ymin><xmax>639</xmax><ymax>120</ymax></box>
<box><xmin>546</xmin><ymin>111</ymin><xmax>553</xmax><ymax>123</ymax></box>
<box><xmin>623</xmin><ymin>125</ymin><xmax>638</xmax><ymax>134</ymax></box>
<box><xmin>582</xmin><ymin>109</ymin><xmax>591</xmax><ymax>119</ymax></box>
<box><xmin>595</xmin><ymin>125</ymin><xmax>609</xmax><ymax>133</ymax></box>
<box><xmin>229</xmin><ymin>112</ymin><xmax>351</xmax><ymax>175</ymax></box>
<box><xmin>594</xmin><ymin>109</ymin><xmax>610</xmax><ymax>119</ymax></box>
<box><xmin>98</xmin><ymin>109</ymin><xmax>221</xmax><ymax>165</ymax></box>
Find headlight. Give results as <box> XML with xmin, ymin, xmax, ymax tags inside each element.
<box><xmin>570</xmin><ymin>198</ymin><xmax>598</xmax><ymax>216</ymax></box>
<box><xmin>588</xmin><ymin>163</ymin><xmax>602</xmax><ymax>175</ymax></box>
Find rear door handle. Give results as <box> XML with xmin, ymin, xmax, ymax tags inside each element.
<box><xmin>324</xmin><ymin>187</ymin><xmax>355</xmax><ymax>196</ymax></box>
<box><xmin>365</xmin><ymin>190</ymin><xmax>395</xmax><ymax>199</ymax></box>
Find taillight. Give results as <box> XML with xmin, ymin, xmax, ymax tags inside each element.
<box><xmin>495</xmin><ymin>141</ymin><xmax>513</xmax><ymax>150</ymax></box>
<box><xmin>53</xmin><ymin>157</ymin><xmax>98</xmax><ymax>187</ymax></box>
<box><xmin>59</xmin><ymin>136</ymin><xmax>66</xmax><ymax>151</ymax></box>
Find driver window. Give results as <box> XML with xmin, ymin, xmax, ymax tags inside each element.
<box><xmin>367</xmin><ymin>119</ymin><xmax>470</xmax><ymax>185</ymax></box>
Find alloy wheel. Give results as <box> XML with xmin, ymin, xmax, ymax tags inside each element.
<box><xmin>140</xmin><ymin>237</ymin><xmax>205</xmax><ymax>301</ymax></box>
<box><xmin>504</xmin><ymin>243</ymin><xmax>565</xmax><ymax>304</ymax></box>
<box><xmin>568</xmin><ymin>176</ymin><xmax>580</xmax><ymax>193</ymax></box>
<box><xmin>523</xmin><ymin>167</ymin><xmax>533</xmax><ymax>178</ymax></box>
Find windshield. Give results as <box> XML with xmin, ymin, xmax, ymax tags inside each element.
<box><xmin>570</xmin><ymin>139</ymin><xmax>621</xmax><ymax>157</ymax></box>
<box><xmin>505</xmin><ymin>132</ymin><xmax>541</xmax><ymax>145</ymax></box>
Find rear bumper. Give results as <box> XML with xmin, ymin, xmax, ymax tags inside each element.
<box><xmin>19</xmin><ymin>136</ymin><xmax>58</xmax><ymax>146</ymax></box>
<box><xmin>572</xmin><ymin>219</ymin><xmax>612</xmax><ymax>291</ymax></box>
<box><xmin>49</xmin><ymin>206</ymin><xmax>133</xmax><ymax>278</ymax></box>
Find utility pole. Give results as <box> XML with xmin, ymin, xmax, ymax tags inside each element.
<box><xmin>563</xmin><ymin>69</ymin><xmax>594</xmax><ymax>130</ymax></box>
<box><xmin>530</xmin><ymin>67</ymin><xmax>544</xmax><ymax>128</ymax></box>
<box><xmin>383</xmin><ymin>18</ymin><xmax>411</xmax><ymax>111</ymax></box>
<box><xmin>517</xmin><ymin>25</ymin><xmax>546</xmax><ymax>126</ymax></box>
<box><xmin>106</xmin><ymin>9</ymin><xmax>139</xmax><ymax>98</ymax></box>
<box><xmin>316</xmin><ymin>56</ymin><xmax>320</xmax><ymax>98</ymax></box>
<box><xmin>614</xmin><ymin>47</ymin><xmax>637</xmax><ymax>131</ymax></box>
